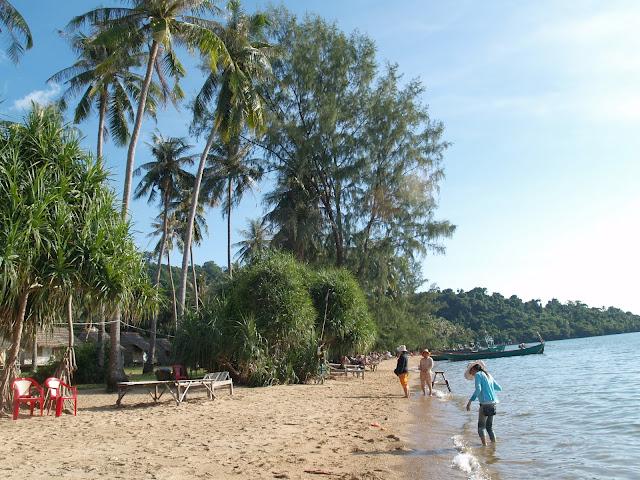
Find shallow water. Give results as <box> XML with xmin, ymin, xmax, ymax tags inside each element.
<box><xmin>410</xmin><ymin>332</ymin><xmax>640</xmax><ymax>479</ymax></box>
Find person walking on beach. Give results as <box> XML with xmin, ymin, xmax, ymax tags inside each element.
<box><xmin>394</xmin><ymin>345</ymin><xmax>410</xmax><ymax>398</ymax></box>
<box><xmin>419</xmin><ymin>349</ymin><xmax>434</xmax><ymax>396</ymax></box>
<box><xmin>465</xmin><ymin>360</ymin><xmax>502</xmax><ymax>446</ymax></box>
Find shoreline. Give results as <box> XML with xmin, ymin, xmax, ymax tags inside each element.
<box><xmin>1</xmin><ymin>358</ymin><xmax>456</xmax><ymax>479</ymax></box>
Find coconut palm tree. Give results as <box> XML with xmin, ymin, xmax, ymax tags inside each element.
<box><xmin>148</xmin><ymin>214</ymin><xmax>180</xmax><ymax>330</ymax></box>
<box><xmin>202</xmin><ymin>138</ymin><xmax>263</xmax><ymax>276</ymax></box>
<box><xmin>0</xmin><ymin>1</ymin><xmax>32</xmax><ymax>63</ymax></box>
<box><xmin>68</xmin><ymin>0</ymin><xmax>228</xmax><ymax>216</ymax></box>
<box><xmin>235</xmin><ymin>218</ymin><xmax>271</xmax><ymax>265</ymax></box>
<box><xmin>178</xmin><ymin>0</ymin><xmax>271</xmax><ymax>315</ymax></box>
<box><xmin>134</xmin><ymin>133</ymin><xmax>194</xmax><ymax>372</ymax></box>
<box><xmin>172</xmin><ymin>191</ymin><xmax>208</xmax><ymax>310</ymax></box>
<box><xmin>49</xmin><ymin>32</ymin><xmax>163</xmax><ymax>161</ymax></box>
<box><xmin>66</xmin><ymin>1</ymin><xmax>225</xmax><ymax>386</ymax></box>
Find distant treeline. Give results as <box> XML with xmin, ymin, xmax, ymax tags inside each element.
<box><xmin>414</xmin><ymin>287</ymin><xmax>640</xmax><ymax>344</ymax></box>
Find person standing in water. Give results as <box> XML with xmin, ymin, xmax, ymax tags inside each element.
<box><xmin>393</xmin><ymin>345</ymin><xmax>410</xmax><ymax>398</ymax></box>
<box><xmin>419</xmin><ymin>349</ymin><xmax>434</xmax><ymax>396</ymax></box>
<box><xmin>465</xmin><ymin>360</ymin><xmax>502</xmax><ymax>446</ymax></box>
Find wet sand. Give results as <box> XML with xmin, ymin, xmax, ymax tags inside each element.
<box><xmin>401</xmin><ymin>364</ymin><xmax>467</xmax><ymax>479</ymax></box>
<box><xmin>0</xmin><ymin>357</ymin><xmax>455</xmax><ymax>479</ymax></box>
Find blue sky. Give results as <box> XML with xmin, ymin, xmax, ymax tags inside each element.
<box><xmin>2</xmin><ymin>1</ymin><xmax>639</xmax><ymax>313</ymax></box>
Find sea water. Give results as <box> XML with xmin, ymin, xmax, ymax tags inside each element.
<box><xmin>410</xmin><ymin>332</ymin><xmax>640</xmax><ymax>479</ymax></box>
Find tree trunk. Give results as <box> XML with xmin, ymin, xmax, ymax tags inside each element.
<box><xmin>31</xmin><ymin>331</ymin><xmax>37</xmax><ymax>372</ymax></box>
<box><xmin>111</xmin><ymin>41</ymin><xmax>159</xmax><ymax>387</ymax></box>
<box><xmin>107</xmin><ymin>308</ymin><xmax>126</xmax><ymax>391</ymax></box>
<box><xmin>227</xmin><ymin>176</ymin><xmax>233</xmax><ymax>278</ymax></box>
<box><xmin>66</xmin><ymin>295</ymin><xmax>77</xmax><ymax>381</ymax></box>
<box><xmin>177</xmin><ymin>126</ymin><xmax>218</xmax><ymax>317</ymax></box>
<box><xmin>97</xmin><ymin>305</ymin><xmax>105</xmax><ymax>369</ymax></box>
<box><xmin>167</xmin><ymin>250</ymin><xmax>178</xmax><ymax>333</ymax></box>
<box><xmin>143</xmin><ymin>201</ymin><xmax>169</xmax><ymax>374</ymax></box>
<box><xmin>97</xmin><ymin>89</ymin><xmax>107</xmax><ymax>160</ymax></box>
<box><xmin>0</xmin><ymin>291</ymin><xmax>29</xmax><ymax>414</ymax></box>
<box><xmin>121</xmin><ymin>40</ymin><xmax>160</xmax><ymax>217</ymax></box>
<box><xmin>190</xmin><ymin>246</ymin><xmax>199</xmax><ymax>311</ymax></box>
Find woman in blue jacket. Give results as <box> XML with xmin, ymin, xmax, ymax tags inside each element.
<box><xmin>465</xmin><ymin>360</ymin><xmax>502</xmax><ymax>446</ymax></box>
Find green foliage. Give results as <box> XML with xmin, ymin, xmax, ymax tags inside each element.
<box><xmin>309</xmin><ymin>268</ymin><xmax>376</xmax><ymax>358</ymax></box>
<box><xmin>22</xmin><ymin>362</ymin><xmax>58</xmax><ymax>386</ymax></box>
<box><xmin>423</xmin><ymin>288</ymin><xmax>640</xmax><ymax>343</ymax></box>
<box><xmin>260</xmin><ymin>9</ymin><xmax>455</xmax><ymax>297</ymax></box>
<box><xmin>225</xmin><ymin>253</ymin><xmax>316</xmax><ymax>384</ymax></box>
<box><xmin>73</xmin><ymin>342</ymin><xmax>106</xmax><ymax>384</ymax></box>
<box><xmin>173</xmin><ymin>301</ymin><xmax>222</xmax><ymax>372</ymax></box>
<box><xmin>173</xmin><ymin>253</ymin><xmax>376</xmax><ymax>385</ymax></box>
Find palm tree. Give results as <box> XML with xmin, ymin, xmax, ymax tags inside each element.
<box><xmin>134</xmin><ymin>133</ymin><xmax>194</xmax><ymax>373</ymax></box>
<box><xmin>178</xmin><ymin>0</ymin><xmax>271</xmax><ymax>315</ymax></box>
<box><xmin>49</xmin><ymin>32</ymin><xmax>163</xmax><ymax>161</ymax></box>
<box><xmin>202</xmin><ymin>138</ymin><xmax>263</xmax><ymax>276</ymax></box>
<box><xmin>148</xmin><ymin>214</ymin><xmax>180</xmax><ymax>330</ymax></box>
<box><xmin>173</xmin><ymin>192</ymin><xmax>208</xmax><ymax>310</ymax></box>
<box><xmin>66</xmin><ymin>1</ymin><xmax>224</xmax><ymax>387</ymax></box>
<box><xmin>68</xmin><ymin>0</ymin><xmax>228</xmax><ymax>216</ymax></box>
<box><xmin>0</xmin><ymin>1</ymin><xmax>32</xmax><ymax>63</ymax></box>
<box><xmin>235</xmin><ymin>218</ymin><xmax>271</xmax><ymax>265</ymax></box>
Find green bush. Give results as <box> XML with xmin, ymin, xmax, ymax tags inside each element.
<box><xmin>74</xmin><ymin>342</ymin><xmax>106</xmax><ymax>384</ymax></box>
<box><xmin>225</xmin><ymin>253</ymin><xmax>317</xmax><ymax>385</ymax></box>
<box><xmin>174</xmin><ymin>253</ymin><xmax>377</xmax><ymax>386</ymax></box>
<box><xmin>310</xmin><ymin>268</ymin><xmax>376</xmax><ymax>359</ymax></box>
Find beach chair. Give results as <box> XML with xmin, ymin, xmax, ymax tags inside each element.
<box><xmin>44</xmin><ymin>377</ymin><xmax>78</xmax><ymax>417</ymax></box>
<box><xmin>12</xmin><ymin>377</ymin><xmax>44</xmax><ymax>420</ymax></box>
<box><xmin>172</xmin><ymin>364</ymin><xmax>189</xmax><ymax>381</ymax></box>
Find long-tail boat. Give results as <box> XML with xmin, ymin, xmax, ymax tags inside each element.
<box><xmin>443</xmin><ymin>342</ymin><xmax>544</xmax><ymax>361</ymax></box>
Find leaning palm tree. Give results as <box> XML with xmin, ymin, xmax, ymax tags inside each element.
<box><xmin>235</xmin><ymin>218</ymin><xmax>271</xmax><ymax>265</ymax></box>
<box><xmin>134</xmin><ymin>133</ymin><xmax>194</xmax><ymax>373</ymax></box>
<box><xmin>66</xmin><ymin>1</ymin><xmax>226</xmax><ymax>387</ymax></box>
<box><xmin>203</xmin><ymin>138</ymin><xmax>263</xmax><ymax>276</ymax></box>
<box><xmin>49</xmin><ymin>32</ymin><xmax>163</xmax><ymax>161</ymax></box>
<box><xmin>0</xmin><ymin>0</ymin><xmax>32</xmax><ymax>63</ymax></box>
<box><xmin>68</xmin><ymin>0</ymin><xmax>229</xmax><ymax>216</ymax></box>
<box><xmin>178</xmin><ymin>0</ymin><xmax>271</xmax><ymax>315</ymax></box>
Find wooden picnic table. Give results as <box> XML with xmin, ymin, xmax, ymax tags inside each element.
<box><xmin>116</xmin><ymin>373</ymin><xmax>234</xmax><ymax>406</ymax></box>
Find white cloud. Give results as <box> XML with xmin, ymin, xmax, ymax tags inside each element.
<box><xmin>12</xmin><ymin>83</ymin><xmax>61</xmax><ymax>110</ymax></box>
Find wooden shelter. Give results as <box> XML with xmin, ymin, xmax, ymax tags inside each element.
<box><xmin>120</xmin><ymin>332</ymin><xmax>150</xmax><ymax>367</ymax></box>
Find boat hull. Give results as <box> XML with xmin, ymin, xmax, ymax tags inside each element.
<box><xmin>443</xmin><ymin>343</ymin><xmax>544</xmax><ymax>361</ymax></box>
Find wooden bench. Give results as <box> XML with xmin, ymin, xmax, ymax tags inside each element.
<box><xmin>328</xmin><ymin>363</ymin><xmax>365</xmax><ymax>379</ymax></box>
<box><xmin>116</xmin><ymin>372</ymin><xmax>234</xmax><ymax>406</ymax></box>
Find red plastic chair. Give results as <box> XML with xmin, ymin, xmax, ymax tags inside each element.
<box><xmin>12</xmin><ymin>377</ymin><xmax>44</xmax><ymax>421</ymax></box>
<box><xmin>172</xmin><ymin>364</ymin><xmax>189</xmax><ymax>381</ymax></box>
<box><xmin>44</xmin><ymin>377</ymin><xmax>77</xmax><ymax>417</ymax></box>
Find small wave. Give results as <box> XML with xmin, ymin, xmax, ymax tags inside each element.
<box><xmin>433</xmin><ymin>389</ymin><xmax>450</xmax><ymax>401</ymax></box>
<box><xmin>451</xmin><ymin>435</ymin><xmax>490</xmax><ymax>480</ymax></box>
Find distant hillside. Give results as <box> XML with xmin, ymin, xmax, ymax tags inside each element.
<box><xmin>413</xmin><ymin>287</ymin><xmax>640</xmax><ymax>344</ymax></box>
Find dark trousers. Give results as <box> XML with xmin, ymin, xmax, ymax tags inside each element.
<box><xmin>478</xmin><ymin>405</ymin><xmax>496</xmax><ymax>441</ymax></box>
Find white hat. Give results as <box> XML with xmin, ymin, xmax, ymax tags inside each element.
<box><xmin>396</xmin><ymin>345</ymin><xmax>408</xmax><ymax>353</ymax></box>
<box><xmin>464</xmin><ymin>360</ymin><xmax>487</xmax><ymax>380</ymax></box>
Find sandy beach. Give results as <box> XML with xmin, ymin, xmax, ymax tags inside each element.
<box><xmin>0</xmin><ymin>357</ymin><xmax>457</xmax><ymax>480</ymax></box>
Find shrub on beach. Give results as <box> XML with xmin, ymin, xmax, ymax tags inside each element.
<box><xmin>309</xmin><ymin>268</ymin><xmax>376</xmax><ymax>360</ymax></box>
<box><xmin>173</xmin><ymin>252</ymin><xmax>376</xmax><ymax>386</ymax></box>
<box><xmin>224</xmin><ymin>253</ymin><xmax>317</xmax><ymax>385</ymax></box>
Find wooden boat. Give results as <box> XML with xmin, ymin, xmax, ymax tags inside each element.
<box><xmin>432</xmin><ymin>343</ymin><xmax>504</xmax><ymax>360</ymax></box>
<box><xmin>443</xmin><ymin>342</ymin><xmax>544</xmax><ymax>361</ymax></box>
